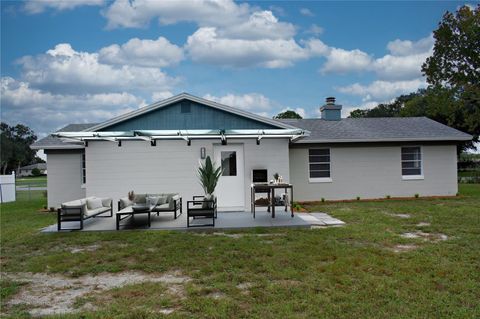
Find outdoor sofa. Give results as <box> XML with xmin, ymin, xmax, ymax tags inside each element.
<box><xmin>58</xmin><ymin>197</ymin><xmax>113</xmax><ymax>231</ymax></box>
<box><xmin>187</xmin><ymin>195</ymin><xmax>217</xmax><ymax>227</ymax></box>
<box><xmin>118</xmin><ymin>193</ymin><xmax>182</xmax><ymax>219</ymax></box>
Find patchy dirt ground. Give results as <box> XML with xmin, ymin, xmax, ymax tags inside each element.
<box><xmin>387</xmin><ymin>213</ymin><xmax>411</xmax><ymax>219</ymax></box>
<box><xmin>391</xmin><ymin>244</ymin><xmax>419</xmax><ymax>253</ymax></box>
<box><xmin>401</xmin><ymin>231</ymin><xmax>449</xmax><ymax>242</ymax></box>
<box><xmin>389</xmin><ymin>230</ymin><xmax>449</xmax><ymax>253</ymax></box>
<box><xmin>2</xmin><ymin>271</ymin><xmax>190</xmax><ymax>317</ymax></box>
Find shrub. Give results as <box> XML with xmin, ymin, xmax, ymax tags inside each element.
<box><xmin>414</xmin><ymin>193</ymin><xmax>419</xmax><ymax>198</ymax></box>
<box><xmin>356</xmin><ymin>196</ymin><xmax>360</xmax><ymax>201</ymax></box>
<box><xmin>386</xmin><ymin>195</ymin><xmax>391</xmax><ymax>199</ymax></box>
<box><xmin>321</xmin><ymin>198</ymin><xmax>325</xmax><ymax>203</ymax></box>
<box><xmin>31</xmin><ymin>168</ymin><xmax>42</xmax><ymax>176</ymax></box>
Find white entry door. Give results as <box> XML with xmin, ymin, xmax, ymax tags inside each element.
<box><xmin>213</xmin><ymin>144</ymin><xmax>245</xmax><ymax>211</ymax></box>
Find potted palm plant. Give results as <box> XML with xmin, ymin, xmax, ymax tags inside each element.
<box><xmin>197</xmin><ymin>156</ymin><xmax>222</xmax><ymax>205</ymax></box>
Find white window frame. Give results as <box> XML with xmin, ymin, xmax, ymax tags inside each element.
<box><xmin>401</xmin><ymin>146</ymin><xmax>424</xmax><ymax>180</ymax></box>
<box><xmin>308</xmin><ymin>148</ymin><xmax>332</xmax><ymax>183</ymax></box>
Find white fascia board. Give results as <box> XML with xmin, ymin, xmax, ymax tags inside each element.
<box><xmin>293</xmin><ymin>136</ymin><xmax>472</xmax><ymax>143</ymax></box>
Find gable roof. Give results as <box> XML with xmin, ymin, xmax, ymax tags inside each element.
<box><xmin>19</xmin><ymin>163</ymin><xmax>47</xmax><ymax>170</ymax></box>
<box><xmin>31</xmin><ymin>123</ymin><xmax>98</xmax><ymax>150</ymax></box>
<box><xmin>88</xmin><ymin>93</ymin><xmax>296</xmax><ymax>131</ymax></box>
<box><xmin>280</xmin><ymin>117</ymin><xmax>472</xmax><ymax>143</ymax></box>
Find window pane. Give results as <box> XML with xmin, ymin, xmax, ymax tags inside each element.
<box><xmin>402</xmin><ymin>147</ymin><xmax>420</xmax><ymax>154</ymax></box>
<box><xmin>402</xmin><ymin>161</ymin><xmax>421</xmax><ymax>169</ymax></box>
<box><xmin>310</xmin><ymin>164</ymin><xmax>330</xmax><ymax>171</ymax></box>
<box><xmin>310</xmin><ymin>170</ymin><xmax>330</xmax><ymax>178</ymax></box>
<box><xmin>309</xmin><ymin>149</ymin><xmax>330</xmax><ymax>156</ymax></box>
<box><xmin>221</xmin><ymin>151</ymin><xmax>237</xmax><ymax>176</ymax></box>
<box><xmin>402</xmin><ymin>168</ymin><xmax>421</xmax><ymax>175</ymax></box>
<box><xmin>309</xmin><ymin>155</ymin><xmax>330</xmax><ymax>163</ymax></box>
<box><xmin>401</xmin><ymin>153</ymin><xmax>421</xmax><ymax>161</ymax></box>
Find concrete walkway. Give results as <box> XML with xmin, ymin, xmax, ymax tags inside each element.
<box><xmin>41</xmin><ymin>208</ymin><xmax>345</xmax><ymax>233</ymax></box>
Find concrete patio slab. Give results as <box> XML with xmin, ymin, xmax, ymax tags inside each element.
<box><xmin>41</xmin><ymin>207</ymin><xmax>345</xmax><ymax>233</ymax></box>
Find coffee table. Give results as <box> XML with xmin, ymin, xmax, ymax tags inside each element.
<box><xmin>116</xmin><ymin>205</ymin><xmax>151</xmax><ymax>230</ymax></box>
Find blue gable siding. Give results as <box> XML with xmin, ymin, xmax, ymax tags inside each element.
<box><xmin>101</xmin><ymin>100</ymin><xmax>278</xmax><ymax>131</ymax></box>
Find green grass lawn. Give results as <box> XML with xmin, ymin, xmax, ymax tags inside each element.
<box><xmin>1</xmin><ymin>185</ymin><xmax>479</xmax><ymax>318</ymax></box>
<box><xmin>15</xmin><ymin>176</ymin><xmax>47</xmax><ymax>187</ymax></box>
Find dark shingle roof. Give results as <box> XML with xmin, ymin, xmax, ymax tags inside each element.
<box><xmin>31</xmin><ymin>123</ymin><xmax>98</xmax><ymax>150</ymax></box>
<box><xmin>280</xmin><ymin>117</ymin><xmax>472</xmax><ymax>143</ymax></box>
<box><xmin>19</xmin><ymin>163</ymin><xmax>47</xmax><ymax>170</ymax></box>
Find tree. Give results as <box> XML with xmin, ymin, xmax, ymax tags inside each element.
<box><xmin>422</xmin><ymin>5</ymin><xmax>480</xmax><ymax>90</ymax></box>
<box><xmin>273</xmin><ymin>110</ymin><xmax>303</xmax><ymax>119</ymax></box>
<box><xmin>349</xmin><ymin>91</ymin><xmax>423</xmax><ymax>118</ymax></box>
<box><xmin>0</xmin><ymin>122</ymin><xmax>39</xmax><ymax>174</ymax></box>
<box><xmin>421</xmin><ymin>4</ymin><xmax>480</xmax><ymax>149</ymax></box>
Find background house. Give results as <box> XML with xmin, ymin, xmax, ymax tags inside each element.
<box><xmin>17</xmin><ymin>163</ymin><xmax>47</xmax><ymax>177</ymax></box>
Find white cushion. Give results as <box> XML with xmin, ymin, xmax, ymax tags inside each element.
<box><xmin>147</xmin><ymin>196</ymin><xmax>160</xmax><ymax>206</ymax></box>
<box><xmin>101</xmin><ymin>198</ymin><xmax>111</xmax><ymax>207</ymax></box>
<box><xmin>87</xmin><ymin>198</ymin><xmax>103</xmax><ymax>210</ymax></box>
<box><xmin>120</xmin><ymin>198</ymin><xmax>132</xmax><ymax>209</ymax></box>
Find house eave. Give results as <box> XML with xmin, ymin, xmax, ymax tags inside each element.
<box><xmin>292</xmin><ymin>136</ymin><xmax>472</xmax><ymax>144</ymax></box>
<box><xmin>30</xmin><ymin>144</ymin><xmax>85</xmax><ymax>150</ymax></box>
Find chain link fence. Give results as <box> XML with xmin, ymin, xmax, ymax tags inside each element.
<box><xmin>15</xmin><ymin>176</ymin><xmax>47</xmax><ymax>201</ymax></box>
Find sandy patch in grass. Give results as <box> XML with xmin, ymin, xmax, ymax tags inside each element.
<box><xmin>236</xmin><ymin>282</ymin><xmax>254</xmax><ymax>295</ymax></box>
<box><xmin>207</xmin><ymin>291</ymin><xmax>226</xmax><ymax>299</ymax></box>
<box><xmin>416</xmin><ymin>222</ymin><xmax>431</xmax><ymax>227</ymax></box>
<box><xmin>401</xmin><ymin>231</ymin><xmax>448</xmax><ymax>242</ymax></box>
<box><xmin>391</xmin><ymin>244</ymin><xmax>419</xmax><ymax>253</ymax></box>
<box><xmin>2</xmin><ymin>271</ymin><xmax>190</xmax><ymax>317</ymax></box>
<box><xmin>387</xmin><ymin>213</ymin><xmax>411</xmax><ymax>219</ymax></box>
<box><xmin>69</xmin><ymin>244</ymin><xmax>101</xmax><ymax>254</ymax></box>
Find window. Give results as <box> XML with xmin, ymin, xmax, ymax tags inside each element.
<box><xmin>401</xmin><ymin>146</ymin><xmax>422</xmax><ymax>178</ymax></box>
<box><xmin>221</xmin><ymin>151</ymin><xmax>237</xmax><ymax>176</ymax></box>
<box><xmin>309</xmin><ymin>148</ymin><xmax>331</xmax><ymax>181</ymax></box>
<box><xmin>81</xmin><ymin>152</ymin><xmax>86</xmax><ymax>184</ymax></box>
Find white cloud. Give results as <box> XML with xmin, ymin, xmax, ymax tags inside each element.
<box><xmin>321</xmin><ymin>48</ymin><xmax>373</xmax><ymax>74</ymax></box>
<box><xmin>372</xmin><ymin>51</ymin><xmax>431</xmax><ymax>80</ymax></box>
<box><xmin>104</xmin><ymin>0</ymin><xmax>295</xmax><ymax>40</ymax></box>
<box><xmin>98</xmin><ymin>36</ymin><xmax>184</xmax><ymax>68</ymax></box>
<box><xmin>336</xmin><ymin>79</ymin><xmax>427</xmax><ymax>101</ymax></box>
<box><xmin>386</xmin><ymin>35</ymin><xmax>434</xmax><ymax>56</ymax></box>
<box><xmin>1</xmin><ymin>76</ymin><xmax>145</xmax><ymax>136</ymax></box>
<box><xmin>218</xmin><ymin>11</ymin><xmax>296</xmax><ymax>40</ymax></box>
<box><xmin>320</xmin><ymin>35</ymin><xmax>433</xmax><ymax>80</ymax></box>
<box><xmin>103</xmin><ymin>0</ymin><xmax>250</xmax><ymax>29</ymax></box>
<box><xmin>102</xmin><ymin>1</ymin><xmax>315</xmax><ymax>69</ymax></box>
<box><xmin>24</xmin><ymin>0</ymin><xmax>104</xmax><ymax>14</ymax></box>
<box><xmin>306</xmin><ymin>24</ymin><xmax>324</xmax><ymax>35</ymax></box>
<box><xmin>203</xmin><ymin>93</ymin><xmax>273</xmax><ymax>112</ymax></box>
<box><xmin>299</xmin><ymin>8</ymin><xmax>314</xmax><ymax>17</ymax></box>
<box><xmin>17</xmin><ymin>43</ymin><xmax>178</xmax><ymax>94</ymax></box>
<box><xmin>151</xmin><ymin>91</ymin><xmax>174</xmax><ymax>102</ymax></box>
<box><xmin>185</xmin><ymin>27</ymin><xmax>310</xmax><ymax>68</ymax></box>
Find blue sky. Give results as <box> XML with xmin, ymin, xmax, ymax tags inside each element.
<box><xmin>1</xmin><ymin>0</ymin><xmax>469</xmax><ymax>139</ymax></box>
